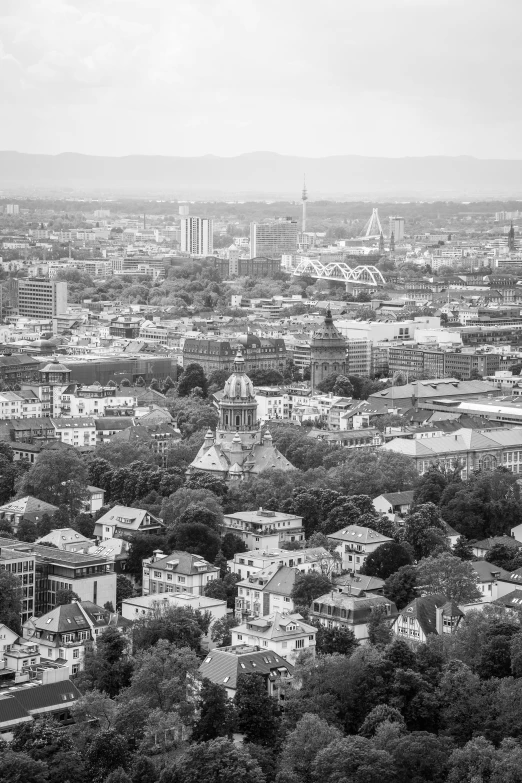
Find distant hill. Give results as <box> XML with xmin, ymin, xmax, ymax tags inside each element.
<box><xmin>2</xmin><ymin>151</ymin><xmax>522</xmax><ymax>198</ymax></box>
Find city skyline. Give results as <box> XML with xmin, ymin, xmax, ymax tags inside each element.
<box><xmin>1</xmin><ymin>0</ymin><xmax>521</xmax><ymax>160</ymax></box>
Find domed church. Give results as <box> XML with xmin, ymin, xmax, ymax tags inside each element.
<box><xmin>188</xmin><ymin>349</ymin><xmax>296</xmax><ymax>481</ymax></box>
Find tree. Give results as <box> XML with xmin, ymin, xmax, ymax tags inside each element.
<box><xmin>452</xmin><ymin>536</ymin><xmax>473</xmax><ymax>561</ymax></box>
<box><xmin>16</xmin><ymin>517</ymin><xmax>39</xmax><ymax>542</ymax></box>
<box><xmin>17</xmin><ymin>448</ymin><xmax>88</xmax><ymax>514</ymax></box>
<box><xmin>163</xmin><ymin>488</ymin><xmax>224</xmax><ymax>527</ymax></box>
<box><xmin>74</xmin><ymin>627</ymin><xmax>133</xmax><ymax>698</ymax></box>
<box><xmin>326</xmin><ymin>450</ymin><xmax>418</xmax><ymax>498</ymax></box>
<box><xmin>384</xmin><ymin>565</ymin><xmax>418</xmax><ymax>610</ymax></box>
<box><xmin>416</xmin><ymin>552</ymin><xmax>481</xmax><ymax>603</ymax></box>
<box><xmin>126</xmin><ymin>533</ymin><xmax>167</xmax><ymax>581</ymax></box>
<box><xmin>11</xmin><ymin>717</ymin><xmax>73</xmax><ymax>761</ymax></box>
<box><xmin>185</xmin><ymin>473</ymin><xmax>228</xmax><ymax>498</ymax></box>
<box><xmin>0</xmin><ymin>569</ymin><xmax>22</xmax><ymax>634</ymax></box>
<box><xmin>278</xmin><ymin>713</ymin><xmax>343</xmax><ymax>783</ymax></box>
<box><xmin>361</xmin><ymin>542</ymin><xmax>413</xmax><ymax>580</ymax></box>
<box><xmin>125</xmin><ymin>640</ymin><xmax>200</xmax><ymax>715</ymax></box>
<box><xmin>192</xmin><ymin>679</ymin><xmax>232</xmax><ymax>742</ymax></box>
<box><xmin>55</xmin><ymin>589</ymin><xmax>81</xmax><ymax>606</ymax></box>
<box><xmin>312</xmin><ymin>736</ymin><xmax>395</xmax><ymax>783</ymax></box>
<box><xmin>84</xmin><ymin>729</ymin><xmax>129</xmax><ymax>783</ymax></box>
<box><xmin>130</xmin><ymin>756</ymin><xmax>158</xmax><ymax>783</ymax></box>
<box><xmin>167</xmin><ymin>522</ymin><xmax>221</xmax><ymax>563</ymax></box>
<box><xmin>368</xmin><ymin>605</ymin><xmax>393</xmax><ymax>646</ymax></box>
<box><xmin>314</xmin><ymin>623</ymin><xmax>359</xmax><ymax>656</ymax></box>
<box><xmin>0</xmin><ymin>448</ymin><xmax>18</xmax><ymax>504</ymax></box>
<box><xmin>162</xmin><ymin>738</ymin><xmax>266</xmax><ymax>783</ymax></box>
<box><xmin>234</xmin><ymin>673</ymin><xmax>281</xmax><ymax>747</ymax></box>
<box><xmin>0</xmin><ymin>750</ymin><xmax>49</xmax><ymax>783</ymax></box>
<box><xmin>221</xmin><ymin>532</ymin><xmax>247</xmax><ymax>559</ymax></box>
<box><xmin>401</xmin><ymin>503</ymin><xmax>448</xmax><ymax>559</ymax></box>
<box><xmin>73</xmin><ymin>512</ymin><xmax>95</xmax><ymax>538</ymax></box>
<box><xmin>177</xmin><ymin>503</ymin><xmax>221</xmax><ymax>532</ymax></box>
<box><xmin>204</xmin><ymin>572</ymin><xmax>240</xmax><ymax>609</ymax></box>
<box><xmin>413</xmin><ymin>467</ymin><xmax>449</xmax><ymax>506</ymax></box>
<box><xmin>487</xmin><ymin>542</ymin><xmax>518</xmax><ymax>570</ymax></box>
<box><xmin>389</xmin><ymin>732</ymin><xmax>454</xmax><ymax>783</ymax></box>
<box><xmin>116</xmin><ymin>575</ymin><xmax>134</xmax><ymax>607</ymax></box>
<box><xmin>358</xmin><ymin>705</ymin><xmax>406</xmax><ymax>738</ymax></box>
<box><xmin>132</xmin><ymin>606</ymin><xmax>209</xmax><ymax>653</ymax></box>
<box><xmin>105</xmin><ymin>771</ymin><xmax>131</xmax><ymax>783</ymax></box>
<box><xmin>291</xmin><ymin>572</ymin><xmax>331</xmax><ymax>607</ymax></box>
<box><xmin>446</xmin><ymin>736</ymin><xmax>497</xmax><ymax>783</ymax></box>
<box><xmin>177</xmin><ymin>363</ymin><xmax>208</xmax><ymax>398</ymax></box>
<box><xmin>476</xmin><ymin>623</ymin><xmax>520</xmax><ymax>679</ymax></box>
<box><xmin>210</xmin><ymin>615</ymin><xmax>239</xmax><ymax>647</ymax></box>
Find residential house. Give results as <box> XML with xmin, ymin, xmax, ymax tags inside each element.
<box><xmin>199</xmin><ymin>645</ymin><xmax>294</xmax><ymax>700</ymax></box>
<box><xmin>35</xmin><ymin>528</ymin><xmax>93</xmax><ymax>553</ymax></box>
<box><xmin>231</xmin><ymin>611</ymin><xmax>316</xmax><ymax>665</ymax></box>
<box><xmin>511</xmin><ymin>522</ymin><xmax>522</xmax><ymax>544</ymax></box>
<box><xmin>235</xmin><ymin>564</ymin><xmax>297</xmax><ymax>618</ymax></box>
<box><xmin>493</xmin><ymin>589</ymin><xmax>522</xmax><ymax>611</ymax></box>
<box><xmin>327</xmin><ymin>525</ymin><xmax>393</xmax><ymax>573</ymax></box>
<box><xmin>229</xmin><ymin>546</ymin><xmax>339</xmax><ymax>580</ymax></box>
<box><xmin>0</xmin><ymin>624</ymin><xmax>20</xmax><ymax>656</ymax></box>
<box><xmin>373</xmin><ymin>490</ymin><xmax>414</xmax><ymax>519</ymax></box>
<box><xmin>142</xmin><ymin>550</ymin><xmax>219</xmax><ymax>596</ymax></box>
<box><xmin>471</xmin><ymin>560</ymin><xmax>522</xmax><ymax>602</ymax></box>
<box><xmin>310</xmin><ymin>588</ymin><xmax>398</xmax><ymax>643</ymax></box>
<box><xmin>94</xmin><ymin>505</ymin><xmax>165</xmax><ymax>541</ymax></box>
<box><xmin>84</xmin><ymin>485</ymin><xmax>105</xmax><ymax>514</ymax></box>
<box><xmin>88</xmin><ymin>538</ymin><xmax>130</xmax><ymax>576</ymax></box>
<box><xmin>332</xmin><ymin>573</ymin><xmax>385</xmax><ymax>596</ymax></box>
<box><xmin>0</xmin><ymin>496</ymin><xmax>59</xmax><ymax>535</ymax></box>
<box><xmin>0</xmin><ymin>679</ymin><xmax>82</xmax><ymax>741</ymax></box>
<box><xmin>95</xmin><ymin>417</ymin><xmax>134</xmax><ymax>443</ymax></box>
<box><xmin>392</xmin><ymin>594</ymin><xmax>464</xmax><ymax>646</ymax></box>
<box><xmin>222</xmin><ymin>508</ymin><xmax>305</xmax><ymax>550</ymax></box>
<box><xmin>22</xmin><ymin>600</ymin><xmax>131</xmax><ymax>675</ymax></box>
<box><xmin>121</xmin><ymin>592</ymin><xmax>227</xmax><ymax>649</ymax></box>
<box><xmin>472</xmin><ymin>535</ymin><xmax>522</xmax><ymax>559</ymax></box>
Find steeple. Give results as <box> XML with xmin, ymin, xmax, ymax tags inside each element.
<box><xmin>509</xmin><ymin>222</ymin><xmax>516</xmax><ymax>252</ymax></box>
<box><xmin>379</xmin><ymin>231</ymin><xmax>385</xmax><ymax>253</ymax></box>
<box><xmin>390</xmin><ymin>231</ymin><xmax>395</xmax><ymax>252</ymax></box>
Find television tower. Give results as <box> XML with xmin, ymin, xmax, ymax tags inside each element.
<box><xmin>301</xmin><ymin>176</ymin><xmax>308</xmax><ymax>234</ymax></box>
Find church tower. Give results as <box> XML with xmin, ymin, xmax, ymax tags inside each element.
<box><xmin>215</xmin><ymin>348</ymin><xmax>259</xmax><ymax>449</ymax></box>
<box><xmin>508</xmin><ymin>222</ymin><xmax>515</xmax><ymax>252</ymax></box>
<box><xmin>310</xmin><ymin>309</ymin><xmax>347</xmax><ymax>393</ymax></box>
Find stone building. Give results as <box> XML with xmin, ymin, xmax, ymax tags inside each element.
<box><xmin>310</xmin><ymin>309</ymin><xmax>347</xmax><ymax>392</ymax></box>
<box><xmin>188</xmin><ymin>349</ymin><xmax>295</xmax><ymax>480</ymax></box>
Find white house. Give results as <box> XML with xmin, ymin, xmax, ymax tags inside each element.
<box><xmin>310</xmin><ymin>589</ymin><xmax>398</xmax><ymax>643</ymax></box>
<box><xmin>373</xmin><ymin>491</ymin><xmax>414</xmax><ymax>520</ymax></box>
<box><xmin>94</xmin><ymin>505</ymin><xmax>165</xmax><ymax>541</ymax></box>
<box><xmin>327</xmin><ymin>525</ymin><xmax>393</xmax><ymax>573</ymax></box>
<box><xmin>142</xmin><ymin>550</ymin><xmax>219</xmax><ymax>596</ymax></box>
<box><xmin>229</xmin><ymin>546</ymin><xmax>339</xmax><ymax>580</ymax></box>
<box><xmin>235</xmin><ymin>564</ymin><xmax>297</xmax><ymax>618</ymax></box>
<box><xmin>231</xmin><ymin>611</ymin><xmax>316</xmax><ymax>665</ymax></box>
<box><xmin>222</xmin><ymin>508</ymin><xmax>305</xmax><ymax>550</ymax></box>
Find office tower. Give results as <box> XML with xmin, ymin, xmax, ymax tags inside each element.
<box><xmin>16</xmin><ymin>278</ymin><xmax>68</xmax><ymax>318</ymax></box>
<box><xmin>180</xmin><ymin>216</ymin><xmax>213</xmax><ymax>256</ymax></box>
<box><xmin>389</xmin><ymin>216</ymin><xmax>405</xmax><ymax>241</ymax></box>
<box><xmin>179</xmin><ymin>202</ymin><xmax>190</xmax><ymax>216</ymax></box>
<box><xmin>250</xmin><ymin>219</ymin><xmax>298</xmax><ymax>259</ymax></box>
<box><xmin>6</xmin><ymin>204</ymin><xmax>19</xmax><ymax>215</ymax></box>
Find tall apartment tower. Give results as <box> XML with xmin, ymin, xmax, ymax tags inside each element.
<box><xmin>310</xmin><ymin>309</ymin><xmax>347</xmax><ymax>393</ymax></box>
<box><xmin>389</xmin><ymin>216</ymin><xmax>405</xmax><ymax>241</ymax></box>
<box><xmin>302</xmin><ymin>178</ymin><xmax>308</xmax><ymax>233</ymax></box>
<box><xmin>6</xmin><ymin>204</ymin><xmax>19</xmax><ymax>215</ymax></box>
<box><xmin>250</xmin><ymin>219</ymin><xmax>298</xmax><ymax>259</ymax></box>
<box><xmin>15</xmin><ymin>278</ymin><xmax>67</xmax><ymax>319</ymax></box>
<box><xmin>180</xmin><ymin>216</ymin><xmax>213</xmax><ymax>256</ymax></box>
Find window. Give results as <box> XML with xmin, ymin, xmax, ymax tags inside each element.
<box><xmin>73</xmin><ymin>649</ymin><xmax>79</xmax><ymax>658</ymax></box>
<box><xmin>295</xmin><ymin>639</ymin><xmax>304</xmax><ymax>649</ymax></box>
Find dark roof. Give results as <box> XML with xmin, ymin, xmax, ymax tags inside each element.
<box><xmin>378</xmin><ymin>490</ymin><xmax>414</xmax><ymax>506</ymax></box>
<box><xmin>401</xmin><ymin>593</ymin><xmax>463</xmax><ymax>636</ymax></box>
<box><xmin>13</xmin><ymin>679</ymin><xmax>81</xmax><ymax>712</ymax></box>
<box><xmin>0</xmin><ymin>695</ymin><xmax>32</xmax><ymax>725</ymax></box>
<box><xmin>473</xmin><ymin>536</ymin><xmax>521</xmax><ymax>551</ymax></box>
<box><xmin>199</xmin><ymin>647</ymin><xmax>294</xmax><ymax>690</ymax></box>
<box><xmin>493</xmin><ymin>589</ymin><xmax>522</xmax><ymax>608</ymax></box>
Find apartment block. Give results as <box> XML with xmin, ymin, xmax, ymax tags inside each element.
<box><xmin>180</xmin><ymin>216</ymin><xmax>213</xmax><ymax>256</ymax></box>
<box><xmin>250</xmin><ymin>220</ymin><xmax>298</xmax><ymax>258</ymax></box>
<box><xmin>15</xmin><ymin>279</ymin><xmax>67</xmax><ymax>319</ymax></box>
<box><xmin>142</xmin><ymin>550</ymin><xmax>219</xmax><ymax>596</ymax></box>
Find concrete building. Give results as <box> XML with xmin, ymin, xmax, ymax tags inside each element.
<box><xmin>389</xmin><ymin>216</ymin><xmax>405</xmax><ymax>241</ymax></box>
<box><xmin>180</xmin><ymin>216</ymin><xmax>213</xmax><ymax>256</ymax></box>
<box><xmin>15</xmin><ymin>279</ymin><xmax>67</xmax><ymax>319</ymax></box>
<box><xmin>250</xmin><ymin>219</ymin><xmax>298</xmax><ymax>258</ymax></box>
<box><xmin>222</xmin><ymin>508</ymin><xmax>304</xmax><ymax>550</ymax></box>
<box><xmin>142</xmin><ymin>550</ymin><xmax>219</xmax><ymax>596</ymax></box>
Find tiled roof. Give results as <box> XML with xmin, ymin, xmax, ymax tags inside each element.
<box><xmin>32</xmin><ymin>601</ymin><xmax>109</xmax><ymax>634</ymax></box>
<box><xmin>328</xmin><ymin>525</ymin><xmax>392</xmax><ymax>545</ymax></box>
<box><xmin>148</xmin><ymin>550</ymin><xmax>218</xmax><ymax>576</ymax></box>
<box><xmin>12</xmin><ymin>680</ymin><xmax>81</xmax><ymax>712</ymax></box>
<box><xmin>473</xmin><ymin>536</ymin><xmax>521</xmax><ymax>551</ymax></box>
<box><xmin>94</xmin><ymin>505</ymin><xmax>164</xmax><ymax>532</ymax></box>
<box><xmin>199</xmin><ymin>647</ymin><xmax>294</xmax><ymax>690</ymax></box>
<box><xmin>400</xmin><ymin>593</ymin><xmax>462</xmax><ymax>636</ymax></box>
<box><xmin>377</xmin><ymin>490</ymin><xmax>414</xmax><ymax>506</ymax></box>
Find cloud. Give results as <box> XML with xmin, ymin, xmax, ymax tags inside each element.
<box><xmin>0</xmin><ymin>0</ymin><xmax>521</xmax><ymax>158</ymax></box>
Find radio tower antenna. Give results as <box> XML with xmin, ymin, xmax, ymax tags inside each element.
<box><xmin>301</xmin><ymin>175</ymin><xmax>308</xmax><ymax>234</ymax></box>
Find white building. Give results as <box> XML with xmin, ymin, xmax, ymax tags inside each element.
<box><xmin>229</xmin><ymin>546</ymin><xmax>339</xmax><ymax>580</ymax></box>
<box><xmin>15</xmin><ymin>279</ymin><xmax>67</xmax><ymax>319</ymax></box>
<box><xmin>180</xmin><ymin>216</ymin><xmax>213</xmax><ymax>256</ymax></box>
<box><xmin>250</xmin><ymin>220</ymin><xmax>298</xmax><ymax>259</ymax></box>
<box><xmin>222</xmin><ymin>508</ymin><xmax>305</xmax><ymax>550</ymax></box>
<box><xmin>327</xmin><ymin>525</ymin><xmax>393</xmax><ymax>573</ymax></box>
<box><xmin>142</xmin><ymin>550</ymin><xmax>219</xmax><ymax>596</ymax></box>
<box><xmin>231</xmin><ymin>611</ymin><xmax>316</xmax><ymax>665</ymax></box>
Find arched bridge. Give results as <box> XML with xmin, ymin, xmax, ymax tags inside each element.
<box><xmin>292</xmin><ymin>258</ymin><xmax>386</xmax><ymax>286</ymax></box>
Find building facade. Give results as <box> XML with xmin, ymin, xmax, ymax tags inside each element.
<box><xmin>222</xmin><ymin>508</ymin><xmax>305</xmax><ymax>550</ymax></box>
<box><xmin>180</xmin><ymin>217</ymin><xmax>213</xmax><ymax>256</ymax></box>
<box><xmin>182</xmin><ymin>334</ymin><xmax>286</xmax><ymax>376</ymax></box>
<box><xmin>142</xmin><ymin>550</ymin><xmax>219</xmax><ymax>596</ymax></box>
<box><xmin>15</xmin><ymin>279</ymin><xmax>67</xmax><ymax>318</ymax></box>
<box><xmin>310</xmin><ymin>310</ymin><xmax>347</xmax><ymax>393</ymax></box>
<box><xmin>250</xmin><ymin>220</ymin><xmax>298</xmax><ymax>258</ymax></box>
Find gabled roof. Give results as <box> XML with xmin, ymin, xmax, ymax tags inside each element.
<box><xmin>473</xmin><ymin>535</ymin><xmax>521</xmax><ymax>551</ymax></box>
<box><xmin>234</xmin><ymin>612</ymin><xmax>316</xmax><ymax>642</ymax></box>
<box><xmin>35</xmin><ymin>528</ymin><xmax>93</xmax><ymax>549</ymax></box>
<box><xmin>0</xmin><ymin>496</ymin><xmax>59</xmax><ymax>518</ymax></box>
<box><xmin>399</xmin><ymin>593</ymin><xmax>463</xmax><ymax>636</ymax></box>
<box><xmin>94</xmin><ymin>505</ymin><xmax>164</xmax><ymax>531</ymax></box>
<box><xmin>11</xmin><ymin>679</ymin><xmax>81</xmax><ymax>713</ymax></box>
<box><xmin>263</xmin><ymin>566</ymin><xmax>298</xmax><ymax>597</ymax></box>
<box><xmin>31</xmin><ymin>601</ymin><xmax>110</xmax><ymax>634</ymax></box>
<box><xmin>375</xmin><ymin>490</ymin><xmax>414</xmax><ymax>506</ymax></box>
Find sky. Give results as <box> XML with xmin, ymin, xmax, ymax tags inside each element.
<box><xmin>1</xmin><ymin>0</ymin><xmax>521</xmax><ymax>159</ymax></box>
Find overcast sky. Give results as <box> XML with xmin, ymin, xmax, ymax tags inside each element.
<box><xmin>1</xmin><ymin>0</ymin><xmax>520</xmax><ymax>159</ymax></box>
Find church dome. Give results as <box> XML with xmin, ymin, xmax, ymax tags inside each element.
<box><xmin>222</xmin><ymin>349</ymin><xmax>255</xmax><ymax>400</ymax></box>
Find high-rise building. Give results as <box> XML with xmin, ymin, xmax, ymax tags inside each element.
<box><xmin>180</xmin><ymin>216</ymin><xmax>213</xmax><ymax>256</ymax></box>
<box><xmin>179</xmin><ymin>202</ymin><xmax>190</xmax><ymax>217</ymax></box>
<box><xmin>250</xmin><ymin>219</ymin><xmax>298</xmax><ymax>259</ymax></box>
<box><xmin>15</xmin><ymin>278</ymin><xmax>67</xmax><ymax>318</ymax></box>
<box><xmin>5</xmin><ymin>204</ymin><xmax>19</xmax><ymax>215</ymax></box>
<box><xmin>389</xmin><ymin>216</ymin><xmax>405</xmax><ymax>241</ymax></box>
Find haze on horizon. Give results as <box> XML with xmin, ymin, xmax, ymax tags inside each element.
<box><xmin>0</xmin><ymin>0</ymin><xmax>520</xmax><ymax>162</ymax></box>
